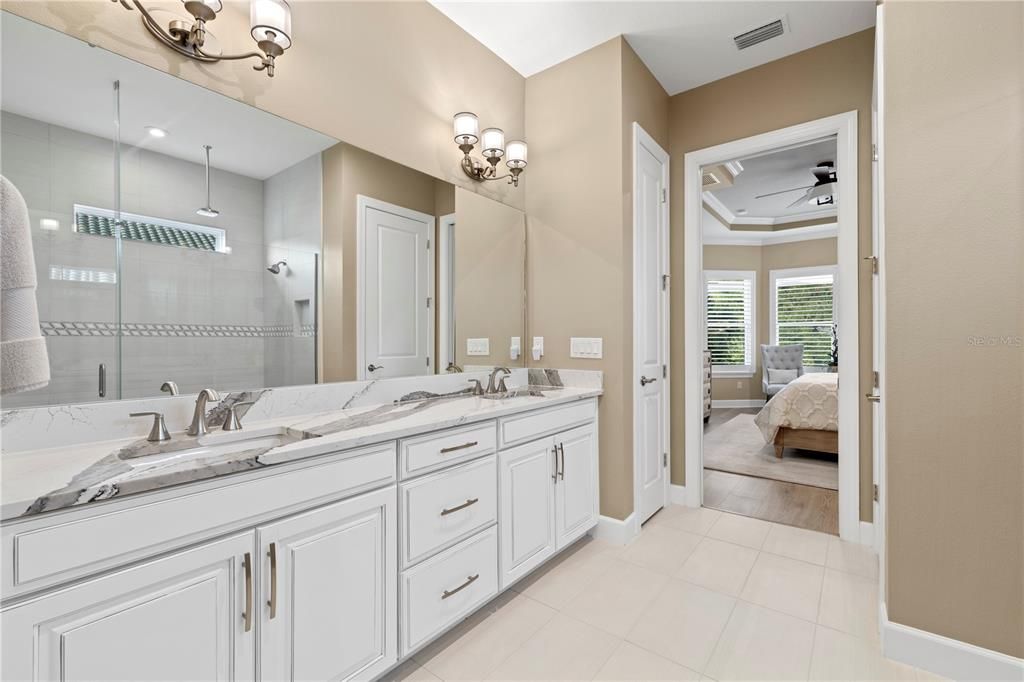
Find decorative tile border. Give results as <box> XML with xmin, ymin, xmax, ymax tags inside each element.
<box><xmin>40</xmin><ymin>321</ymin><xmax>316</xmax><ymax>338</ymax></box>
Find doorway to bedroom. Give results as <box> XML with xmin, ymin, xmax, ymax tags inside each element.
<box><xmin>684</xmin><ymin>114</ymin><xmax>860</xmax><ymax>540</ymax></box>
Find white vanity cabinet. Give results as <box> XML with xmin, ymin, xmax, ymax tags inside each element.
<box><xmin>1</xmin><ymin>532</ymin><xmax>256</xmax><ymax>682</ymax></box>
<box><xmin>258</xmin><ymin>487</ymin><xmax>397</xmax><ymax>682</ymax></box>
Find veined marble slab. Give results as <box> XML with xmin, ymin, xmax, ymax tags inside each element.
<box><xmin>1</xmin><ymin>370</ymin><xmax>601</xmax><ymax>522</ymax></box>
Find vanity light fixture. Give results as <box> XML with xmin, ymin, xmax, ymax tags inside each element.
<box><xmin>453</xmin><ymin>112</ymin><xmax>527</xmax><ymax>187</ymax></box>
<box><xmin>110</xmin><ymin>0</ymin><xmax>292</xmax><ymax>78</ymax></box>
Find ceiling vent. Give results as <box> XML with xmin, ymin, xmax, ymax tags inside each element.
<box><xmin>702</xmin><ymin>171</ymin><xmax>721</xmax><ymax>187</ymax></box>
<box><xmin>733</xmin><ymin>18</ymin><xmax>786</xmax><ymax>50</ymax></box>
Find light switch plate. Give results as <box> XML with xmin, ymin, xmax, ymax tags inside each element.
<box><xmin>570</xmin><ymin>337</ymin><xmax>603</xmax><ymax>359</ymax></box>
<box><xmin>467</xmin><ymin>338</ymin><xmax>490</xmax><ymax>356</ymax></box>
<box><xmin>532</xmin><ymin>336</ymin><xmax>544</xmax><ymax>361</ymax></box>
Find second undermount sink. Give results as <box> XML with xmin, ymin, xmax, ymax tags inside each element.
<box><xmin>121</xmin><ymin>426</ymin><xmax>320</xmax><ymax>466</ymax></box>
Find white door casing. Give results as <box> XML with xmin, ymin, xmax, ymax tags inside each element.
<box><xmin>437</xmin><ymin>213</ymin><xmax>456</xmax><ymax>373</ymax></box>
<box><xmin>258</xmin><ymin>486</ymin><xmax>397</xmax><ymax>682</ymax></box>
<box><xmin>357</xmin><ymin>196</ymin><xmax>435</xmax><ymax>380</ymax></box>
<box><xmin>682</xmin><ymin>112</ymin><xmax>863</xmax><ymax>543</ymax></box>
<box><xmin>633</xmin><ymin>122</ymin><xmax>671</xmax><ymax>528</ymax></box>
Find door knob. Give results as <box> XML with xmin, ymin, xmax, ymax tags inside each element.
<box><xmin>367</xmin><ymin>364</ymin><xmax>383</xmax><ymax>372</ymax></box>
<box><xmin>640</xmin><ymin>376</ymin><xmax>657</xmax><ymax>386</ymax></box>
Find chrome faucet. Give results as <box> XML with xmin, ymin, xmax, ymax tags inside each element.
<box><xmin>485</xmin><ymin>367</ymin><xmax>511</xmax><ymax>395</ymax></box>
<box><xmin>186</xmin><ymin>388</ymin><xmax>221</xmax><ymax>437</ymax></box>
<box><xmin>160</xmin><ymin>380</ymin><xmax>180</xmax><ymax>396</ymax></box>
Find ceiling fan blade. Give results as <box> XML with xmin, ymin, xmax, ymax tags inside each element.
<box><xmin>755</xmin><ymin>184</ymin><xmax>813</xmax><ymax>199</ymax></box>
<box><xmin>787</xmin><ymin>189</ymin><xmax>814</xmax><ymax>208</ymax></box>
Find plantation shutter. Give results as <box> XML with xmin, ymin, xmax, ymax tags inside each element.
<box><xmin>705</xmin><ymin>276</ymin><xmax>754</xmax><ymax>369</ymax></box>
<box><xmin>774</xmin><ymin>274</ymin><xmax>835</xmax><ymax>366</ymax></box>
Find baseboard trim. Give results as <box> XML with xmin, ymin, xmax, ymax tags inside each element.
<box><xmin>711</xmin><ymin>399</ymin><xmax>765</xmax><ymax>408</ymax></box>
<box><xmin>669</xmin><ymin>484</ymin><xmax>688</xmax><ymax>505</ymax></box>
<box><xmin>859</xmin><ymin>521</ymin><xmax>874</xmax><ymax>547</ymax></box>
<box><xmin>593</xmin><ymin>513</ymin><xmax>638</xmax><ymax>546</ymax></box>
<box><xmin>880</xmin><ymin>603</ymin><xmax>1024</xmax><ymax>681</ymax></box>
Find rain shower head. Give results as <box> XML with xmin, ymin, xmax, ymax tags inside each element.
<box><xmin>196</xmin><ymin>145</ymin><xmax>219</xmax><ymax>218</ymax></box>
<box><xmin>267</xmin><ymin>260</ymin><xmax>287</xmax><ymax>274</ymax></box>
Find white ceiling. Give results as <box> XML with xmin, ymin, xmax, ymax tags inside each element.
<box><xmin>429</xmin><ymin>1</ymin><xmax>874</xmax><ymax>94</ymax></box>
<box><xmin>708</xmin><ymin>138</ymin><xmax>838</xmax><ymax>220</ymax></box>
<box><xmin>1</xmin><ymin>13</ymin><xmax>337</xmax><ymax>180</ymax></box>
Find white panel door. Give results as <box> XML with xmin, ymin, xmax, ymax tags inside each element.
<box><xmin>554</xmin><ymin>423</ymin><xmax>599</xmax><ymax>549</ymax></box>
<box><xmin>498</xmin><ymin>436</ymin><xmax>557</xmax><ymax>588</ymax></box>
<box><xmin>1</xmin><ymin>532</ymin><xmax>256</xmax><ymax>682</ymax></box>
<box><xmin>360</xmin><ymin>197</ymin><xmax>434</xmax><ymax>379</ymax></box>
<box><xmin>634</xmin><ymin>125</ymin><xmax>670</xmax><ymax>524</ymax></box>
<box><xmin>258</xmin><ymin>487</ymin><xmax>397</xmax><ymax>682</ymax></box>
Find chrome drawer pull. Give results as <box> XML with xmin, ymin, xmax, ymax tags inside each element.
<box><xmin>440</xmin><ymin>441</ymin><xmax>478</xmax><ymax>454</ymax></box>
<box><xmin>441</xmin><ymin>573</ymin><xmax>479</xmax><ymax>600</ymax></box>
<box><xmin>440</xmin><ymin>498</ymin><xmax>479</xmax><ymax>516</ymax></box>
<box><xmin>267</xmin><ymin>542</ymin><xmax>278</xmax><ymax>619</ymax></box>
<box><xmin>242</xmin><ymin>552</ymin><xmax>253</xmax><ymax>633</ymax></box>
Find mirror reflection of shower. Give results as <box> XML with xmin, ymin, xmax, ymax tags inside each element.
<box><xmin>195</xmin><ymin>145</ymin><xmax>219</xmax><ymax>218</ymax></box>
<box><xmin>267</xmin><ymin>260</ymin><xmax>287</xmax><ymax>275</ymax></box>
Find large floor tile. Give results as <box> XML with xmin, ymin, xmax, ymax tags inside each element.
<box><xmin>810</xmin><ymin>625</ymin><xmax>918</xmax><ymax>680</ymax></box>
<box><xmin>704</xmin><ymin>601</ymin><xmax>816</xmax><ymax>681</ymax></box>
<box><xmin>484</xmin><ymin>613</ymin><xmax>619</xmax><ymax>680</ymax></box>
<box><xmin>826</xmin><ymin>536</ymin><xmax>879</xmax><ymax>580</ymax></box>
<box><xmin>626</xmin><ymin>579</ymin><xmax>736</xmax><ymax>673</ymax></box>
<box><xmin>706</xmin><ymin>513</ymin><xmax>772</xmax><ymax>550</ymax></box>
<box><xmin>594</xmin><ymin>641</ymin><xmax>701</xmax><ymax>681</ymax></box>
<box><xmin>562</xmin><ymin>559</ymin><xmax>669</xmax><ymax>637</ymax></box>
<box><xmin>382</xmin><ymin>660</ymin><xmax>442</xmax><ymax>681</ymax></box>
<box><xmin>675</xmin><ymin>537</ymin><xmax>758</xmax><ymax>596</ymax></box>
<box><xmin>762</xmin><ymin>523</ymin><xmax>830</xmax><ymax>565</ymax></box>
<box><xmin>416</xmin><ymin>593</ymin><xmax>556</xmax><ymax>681</ymax></box>
<box><xmin>817</xmin><ymin>568</ymin><xmax>880</xmax><ymax>641</ymax></box>
<box><xmin>619</xmin><ymin>524</ymin><xmax>703</xmax><ymax>575</ymax></box>
<box><xmin>512</xmin><ymin>539</ymin><xmax>620</xmax><ymax>610</ymax></box>
<box><xmin>739</xmin><ymin>552</ymin><xmax>825</xmax><ymax>621</ymax></box>
<box><xmin>650</xmin><ymin>505</ymin><xmax>722</xmax><ymax>535</ymax></box>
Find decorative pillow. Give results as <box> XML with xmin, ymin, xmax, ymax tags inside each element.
<box><xmin>768</xmin><ymin>368</ymin><xmax>799</xmax><ymax>385</ymax></box>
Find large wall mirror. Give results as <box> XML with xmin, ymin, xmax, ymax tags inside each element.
<box><xmin>0</xmin><ymin>12</ymin><xmax>527</xmax><ymax>409</ymax></box>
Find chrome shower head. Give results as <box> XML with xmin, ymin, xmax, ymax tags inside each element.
<box><xmin>267</xmin><ymin>260</ymin><xmax>287</xmax><ymax>274</ymax></box>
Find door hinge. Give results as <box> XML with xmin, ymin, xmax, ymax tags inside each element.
<box><xmin>426</xmin><ymin>356</ymin><xmax>430</xmax><ymax>366</ymax></box>
<box><xmin>662</xmin><ymin>364</ymin><xmax>667</xmax><ymax>379</ymax></box>
<box><xmin>873</xmin><ymin>371</ymin><xmax>880</xmax><ymax>389</ymax></box>
<box><xmin>426</xmin><ymin>239</ymin><xmax>430</xmax><ymax>250</ymax></box>
<box><xmin>872</xmin><ymin>143</ymin><xmax>878</xmax><ymax>162</ymax></box>
<box><xmin>864</xmin><ymin>255</ymin><xmax>878</xmax><ymax>274</ymax></box>
<box><xmin>663</xmin><ymin>452</ymin><xmax>668</xmax><ymax>468</ymax></box>
<box><xmin>426</xmin><ymin>296</ymin><xmax>432</xmax><ymax>309</ymax></box>
<box><xmin>661</xmin><ymin>188</ymin><xmax>667</xmax><ymax>203</ymax></box>
<box><xmin>661</xmin><ymin>273</ymin><xmax>670</xmax><ymax>291</ymax></box>
<box><xmin>873</xmin><ymin>484</ymin><xmax>879</xmax><ymax>502</ymax></box>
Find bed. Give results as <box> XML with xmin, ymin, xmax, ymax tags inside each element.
<box><xmin>754</xmin><ymin>373</ymin><xmax>839</xmax><ymax>458</ymax></box>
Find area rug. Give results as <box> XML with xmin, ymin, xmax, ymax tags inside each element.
<box><xmin>703</xmin><ymin>412</ymin><xmax>838</xmax><ymax>490</ymax></box>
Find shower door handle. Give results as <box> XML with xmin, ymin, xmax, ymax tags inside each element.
<box><xmin>98</xmin><ymin>363</ymin><xmax>106</xmax><ymax>398</ymax></box>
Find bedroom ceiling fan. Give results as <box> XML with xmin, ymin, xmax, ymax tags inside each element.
<box><xmin>754</xmin><ymin>161</ymin><xmax>837</xmax><ymax>208</ymax></box>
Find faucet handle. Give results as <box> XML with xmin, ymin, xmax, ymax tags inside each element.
<box><xmin>222</xmin><ymin>401</ymin><xmax>256</xmax><ymax>431</ymax></box>
<box><xmin>467</xmin><ymin>379</ymin><xmax>484</xmax><ymax>396</ymax></box>
<box><xmin>130</xmin><ymin>412</ymin><xmax>171</xmax><ymax>443</ymax></box>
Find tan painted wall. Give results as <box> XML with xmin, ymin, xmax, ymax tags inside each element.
<box><xmin>703</xmin><ymin>239</ymin><xmax>838</xmax><ymax>401</ymax></box>
<box><xmin>4</xmin><ymin>0</ymin><xmax>525</xmax><ymax>211</ymax></box>
<box><xmin>453</xmin><ymin>188</ymin><xmax>525</xmax><ymax>369</ymax></box>
<box><xmin>669</xmin><ymin>30</ymin><xmax>875</xmax><ymax>521</ymax></box>
<box><xmin>884</xmin><ymin>1</ymin><xmax>1023</xmax><ymax>658</ymax></box>
<box><xmin>321</xmin><ymin>142</ymin><xmax>441</xmax><ymax>382</ymax></box>
<box><xmin>525</xmin><ymin>37</ymin><xmax>668</xmax><ymax>520</ymax></box>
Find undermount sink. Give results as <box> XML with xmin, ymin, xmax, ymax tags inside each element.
<box><xmin>480</xmin><ymin>386</ymin><xmax>560</xmax><ymax>400</ymax></box>
<box><xmin>120</xmin><ymin>426</ymin><xmax>320</xmax><ymax>465</ymax></box>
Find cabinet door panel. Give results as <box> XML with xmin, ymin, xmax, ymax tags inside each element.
<box><xmin>498</xmin><ymin>437</ymin><xmax>556</xmax><ymax>589</ymax></box>
<box><xmin>258</xmin><ymin>486</ymin><xmax>397</xmax><ymax>682</ymax></box>
<box><xmin>1</xmin><ymin>532</ymin><xmax>255</xmax><ymax>682</ymax></box>
<box><xmin>555</xmin><ymin>424</ymin><xmax>599</xmax><ymax>549</ymax></box>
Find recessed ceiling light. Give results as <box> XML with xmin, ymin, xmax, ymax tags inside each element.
<box><xmin>146</xmin><ymin>126</ymin><xmax>168</xmax><ymax>138</ymax></box>
<box><xmin>736</xmin><ymin>208</ymin><xmax>748</xmax><ymax>215</ymax></box>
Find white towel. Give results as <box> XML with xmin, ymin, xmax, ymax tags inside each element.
<box><xmin>1</xmin><ymin>175</ymin><xmax>50</xmax><ymax>395</ymax></box>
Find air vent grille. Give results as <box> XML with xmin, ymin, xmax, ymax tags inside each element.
<box><xmin>734</xmin><ymin>19</ymin><xmax>785</xmax><ymax>50</ymax></box>
<box><xmin>702</xmin><ymin>172</ymin><xmax>720</xmax><ymax>187</ymax></box>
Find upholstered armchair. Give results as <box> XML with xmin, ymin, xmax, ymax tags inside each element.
<box><xmin>761</xmin><ymin>344</ymin><xmax>804</xmax><ymax>399</ymax></box>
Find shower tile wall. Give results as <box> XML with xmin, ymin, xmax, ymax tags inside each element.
<box><xmin>0</xmin><ymin>112</ymin><xmax>321</xmax><ymax>407</ymax></box>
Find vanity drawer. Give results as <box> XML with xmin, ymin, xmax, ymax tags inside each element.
<box><xmin>498</xmin><ymin>398</ymin><xmax>597</xmax><ymax>447</ymax></box>
<box><xmin>400</xmin><ymin>422</ymin><xmax>496</xmax><ymax>479</ymax></box>
<box><xmin>4</xmin><ymin>443</ymin><xmax>396</xmax><ymax>598</ymax></box>
<box><xmin>400</xmin><ymin>526</ymin><xmax>498</xmax><ymax>656</ymax></box>
<box><xmin>400</xmin><ymin>456</ymin><xmax>497</xmax><ymax>568</ymax></box>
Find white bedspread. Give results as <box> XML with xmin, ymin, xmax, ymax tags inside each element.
<box><xmin>755</xmin><ymin>373</ymin><xmax>839</xmax><ymax>442</ymax></box>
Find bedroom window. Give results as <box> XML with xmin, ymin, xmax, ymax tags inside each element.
<box><xmin>770</xmin><ymin>266</ymin><xmax>837</xmax><ymax>368</ymax></box>
<box><xmin>704</xmin><ymin>270</ymin><xmax>756</xmax><ymax>376</ymax></box>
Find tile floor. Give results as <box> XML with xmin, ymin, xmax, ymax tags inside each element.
<box><xmin>386</xmin><ymin>507</ymin><xmax>941</xmax><ymax>681</ymax></box>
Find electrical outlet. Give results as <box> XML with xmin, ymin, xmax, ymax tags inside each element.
<box><xmin>736</xmin><ymin>381</ymin><xmax>743</xmax><ymax>389</ymax></box>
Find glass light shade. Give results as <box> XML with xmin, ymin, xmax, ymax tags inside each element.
<box><xmin>453</xmin><ymin>112</ymin><xmax>479</xmax><ymax>145</ymax></box>
<box><xmin>481</xmin><ymin>127</ymin><xmax>505</xmax><ymax>158</ymax></box>
<box><xmin>187</xmin><ymin>0</ymin><xmax>223</xmax><ymax>12</ymax></box>
<box><xmin>250</xmin><ymin>0</ymin><xmax>292</xmax><ymax>50</ymax></box>
<box><xmin>505</xmin><ymin>140</ymin><xmax>527</xmax><ymax>169</ymax></box>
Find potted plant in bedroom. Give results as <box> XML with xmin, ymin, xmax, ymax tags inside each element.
<box><xmin>828</xmin><ymin>323</ymin><xmax>839</xmax><ymax>373</ymax></box>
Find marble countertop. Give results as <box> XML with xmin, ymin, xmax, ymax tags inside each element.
<box><xmin>1</xmin><ymin>385</ymin><xmax>601</xmax><ymax>522</ymax></box>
